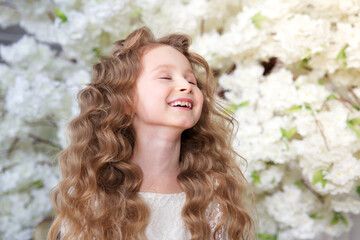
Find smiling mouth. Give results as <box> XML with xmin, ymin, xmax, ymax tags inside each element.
<box><xmin>168</xmin><ymin>101</ymin><xmax>193</xmax><ymax>109</ymax></box>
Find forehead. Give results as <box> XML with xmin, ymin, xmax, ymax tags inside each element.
<box><xmin>140</xmin><ymin>45</ymin><xmax>192</xmax><ymax>72</ymax></box>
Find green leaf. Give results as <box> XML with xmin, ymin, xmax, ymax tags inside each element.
<box><xmin>285</xmin><ymin>104</ymin><xmax>312</xmax><ymax>114</ymax></box>
<box><xmin>347</xmin><ymin>119</ymin><xmax>360</xmax><ymax>138</ymax></box>
<box><xmin>285</xmin><ymin>105</ymin><xmax>302</xmax><ymax>114</ymax></box>
<box><xmin>54</xmin><ymin>8</ymin><xmax>68</xmax><ymax>22</ymax></box>
<box><xmin>294</xmin><ymin>181</ymin><xmax>304</xmax><ymax>189</ymax></box>
<box><xmin>32</xmin><ymin>180</ymin><xmax>44</xmax><ymax>188</ymax></box>
<box><xmin>226</xmin><ymin>103</ymin><xmax>238</xmax><ymax>114</ymax></box>
<box><xmin>258</xmin><ymin>233</ymin><xmax>277</xmax><ymax>240</ymax></box>
<box><xmin>92</xmin><ymin>47</ymin><xmax>102</xmax><ymax>57</ymax></box>
<box><xmin>281</xmin><ymin>127</ymin><xmax>297</xmax><ymax>140</ymax></box>
<box><xmin>129</xmin><ymin>7</ymin><xmax>142</xmax><ymax>17</ymax></box>
<box><xmin>331</xmin><ymin>213</ymin><xmax>348</xmax><ymax>227</ymax></box>
<box><xmin>339</xmin><ymin>214</ymin><xmax>349</xmax><ymax>227</ymax></box>
<box><xmin>300</xmin><ymin>58</ymin><xmax>310</xmax><ymax>69</ymax></box>
<box><xmin>312</xmin><ymin>169</ymin><xmax>327</xmax><ymax>188</ymax></box>
<box><xmin>321</xmin><ymin>178</ymin><xmax>327</xmax><ymax>188</ymax></box>
<box><xmin>318</xmin><ymin>79</ymin><xmax>324</xmax><ymax>85</ymax></box>
<box><xmin>309</xmin><ymin>213</ymin><xmax>324</xmax><ymax>219</ymax></box>
<box><xmin>356</xmin><ymin>186</ymin><xmax>360</xmax><ymax>197</ymax></box>
<box><xmin>326</xmin><ymin>94</ymin><xmax>337</xmax><ymax>101</ymax></box>
<box><xmin>238</xmin><ymin>100</ymin><xmax>250</xmax><ymax>107</ymax></box>
<box><xmin>348</xmin><ymin>118</ymin><xmax>360</xmax><ymax>125</ymax></box>
<box><xmin>336</xmin><ymin>45</ymin><xmax>348</xmax><ymax>60</ymax></box>
<box><xmin>301</xmin><ymin>49</ymin><xmax>312</xmax><ymax>61</ymax></box>
<box><xmin>331</xmin><ymin>215</ymin><xmax>339</xmax><ymax>225</ymax></box>
<box><xmin>312</xmin><ymin>170</ymin><xmax>323</xmax><ymax>185</ymax></box>
<box><xmin>251</xmin><ymin>12</ymin><xmax>267</xmax><ymax>29</ymax></box>
<box><xmin>336</xmin><ymin>44</ymin><xmax>349</xmax><ymax>68</ymax></box>
<box><xmin>300</xmin><ymin>49</ymin><xmax>312</xmax><ymax>70</ymax></box>
<box><xmin>352</xmin><ymin>105</ymin><xmax>360</xmax><ymax>111</ymax></box>
<box><xmin>225</xmin><ymin>101</ymin><xmax>249</xmax><ymax>114</ymax></box>
<box><xmin>304</xmin><ymin>104</ymin><xmax>312</xmax><ymax>111</ymax></box>
<box><xmin>304</xmin><ymin>103</ymin><xmax>315</xmax><ymax>115</ymax></box>
<box><xmin>266</xmin><ymin>161</ymin><xmax>276</xmax><ymax>166</ymax></box>
<box><xmin>251</xmin><ymin>171</ymin><xmax>261</xmax><ymax>184</ymax></box>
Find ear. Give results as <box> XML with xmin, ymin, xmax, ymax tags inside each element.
<box><xmin>125</xmin><ymin>107</ymin><xmax>132</xmax><ymax>115</ymax></box>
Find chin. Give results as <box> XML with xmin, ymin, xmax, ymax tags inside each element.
<box><xmin>174</xmin><ymin>118</ymin><xmax>198</xmax><ymax>128</ymax></box>
<box><xmin>179</xmin><ymin>122</ymin><xmax>199</xmax><ymax>131</ymax></box>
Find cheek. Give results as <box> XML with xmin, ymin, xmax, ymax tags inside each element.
<box><xmin>197</xmin><ymin>90</ymin><xmax>204</xmax><ymax>108</ymax></box>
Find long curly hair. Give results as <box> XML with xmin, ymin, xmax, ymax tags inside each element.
<box><xmin>48</xmin><ymin>26</ymin><xmax>255</xmax><ymax>240</ymax></box>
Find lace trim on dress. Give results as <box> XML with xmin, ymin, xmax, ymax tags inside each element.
<box><xmin>139</xmin><ymin>191</ymin><xmax>228</xmax><ymax>240</ymax></box>
<box><xmin>206</xmin><ymin>197</ymin><xmax>227</xmax><ymax>240</ymax></box>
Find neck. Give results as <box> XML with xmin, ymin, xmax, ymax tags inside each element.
<box><xmin>131</xmin><ymin>127</ymin><xmax>183</xmax><ymax>193</ymax></box>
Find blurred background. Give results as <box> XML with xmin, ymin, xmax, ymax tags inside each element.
<box><xmin>1</xmin><ymin>1</ymin><xmax>360</xmax><ymax>239</ymax></box>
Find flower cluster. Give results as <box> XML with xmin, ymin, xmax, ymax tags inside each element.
<box><xmin>1</xmin><ymin>0</ymin><xmax>360</xmax><ymax>239</ymax></box>
<box><xmin>0</xmin><ymin>30</ymin><xmax>90</xmax><ymax>239</ymax></box>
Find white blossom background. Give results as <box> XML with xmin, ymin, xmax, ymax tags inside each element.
<box><xmin>1</xmin><ymin>0</ymin><xmax>360</xmax><ymax>240</ymax></box>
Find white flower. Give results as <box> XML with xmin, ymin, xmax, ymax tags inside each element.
<box><xmin>325</xmin><ymin>154</ymin><xmax>360</xmax><ymax>186</ymax></box>
<box><xmin>331</xmin><ymin>198</ymin><xmax>360</xmax><ymax>214</ymax></box>
<box><xmin>263</xmin><ymin>14</ymin><xmax>331</xmax><ymax>65</ymax></box>
<box><xmin>330</xmin><ymin>68</ymin><xmax>360</xmax><ymax>88</ymax></box>
<box><xmin>256</xmin><ymin>200</ymin><xmax>278</xmax><ymax>235</ymax></box>
<box><xmin>0</xmin><ymin>4</ymin><xmax>20</xmax><ymax>28</ymax></box>
<box><xmin>220</xmin><ymin>7</ymin><xmax>267</xmax><ymax>60</ymax></box>
<box><xmin>259</xmin><ymin>68</ymin><xmax>299</xmax><ymax>112</ymax></box>
<box><xmin>325</xmin><ymin>213</ymin><xmax>353</xmax><ymax>237</ymax></box>
<box><xmin>1</xmin><ymin>36</ymin><xmax>40</xmax><ymax>64</ymax></box>
<box><xmin>265</xmin><ymin>185</ymin><xmax>324</xmax><ymax>239</ymax></box>
<box><xmin>56</xmin><ymin>11</ymin><xmax>89</xmax><ymax>41</ymax></box>
<box><xmin>0</xmin><ymin>64</ymin><xmax>15</xmax><ymax>92</ymax></box>
<box><xmin>0</xmin><ymin>35</ymin><xmax>54</xmax><ymax>71</ymax></box>
<box><xmin>136</xmin><ymin>0</ymin><xmax>207</xmax><ymax>36</ymax></box>
<box><xmin>317</xmin><ymin>100</ymin><xmax>359</xmax><ymax>150</ymax></box>
<box><xmin>295</xmin><ymin>82</ymin><xmax>331</xmax><ymax>109</ymax></box>
<box><xmin>191</xmin><ymin>31</ymin><xmax>232</xmax><ymax>69</ymax></box>
<box><xmin>5</xmin><ymin>74</ymin><xmax>65</xmax><ymax>121</ymax></box>
<box><xmin>218</xmin><ymin>62</ymin><xmax>263</xmax><ymax>104</ymax></box>
<box><xmin>254</xmin><ymin>165</ymin><xmax>285</xmax><ymax>192</ymax></box>
<box><xmin>291</xmin><ymin>110</ymin><xmax>317</xmax><ymax>137</ymax></box>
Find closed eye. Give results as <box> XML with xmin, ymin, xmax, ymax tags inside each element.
<box><xmin>188</xmin><ymin>81</ymin><xmax>196</xmax><ymax>85</ymax></box>
<box><xmin>160</xmin><ymin>77</ymin><xmax>171</xmax><ymax>80</ymax></box>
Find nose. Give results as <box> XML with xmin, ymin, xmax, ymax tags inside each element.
<box><xmin>175</xmin><ymin>77</ymin><xmax>192</xmax><ymax>93</ymax></box>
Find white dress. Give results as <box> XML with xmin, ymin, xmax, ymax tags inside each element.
<box><xmin>139</xmin><ymin>192</ymin><xmax>226</xmax><ymax>240</ymax></box>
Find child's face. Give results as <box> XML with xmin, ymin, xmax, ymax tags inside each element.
<box><xmin>133</xmin><ymin>45</ymin><xmax>204</xmax><ymax>133</ymax></box>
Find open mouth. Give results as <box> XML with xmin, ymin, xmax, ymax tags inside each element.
<box><xmin>168</xmin><ymin>101</ymin><xmax>193</xmax><ymax>109</ymax></box>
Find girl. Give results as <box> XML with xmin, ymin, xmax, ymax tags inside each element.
<box><xmin>48</xmin><ymin>26</ymin><xmax>255</xmax><ymax>240</ymax></box>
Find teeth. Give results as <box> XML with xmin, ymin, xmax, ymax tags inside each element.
<box><xmin>169</xmin><ymin>101</ymin><xmax>193</xmax><ymax>109</ymax></box>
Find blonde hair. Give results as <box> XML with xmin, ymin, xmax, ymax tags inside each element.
<box><xmin>48</xmin><ymin>26</ymin><xmax>255</xmax><ymax>240</ymax></box>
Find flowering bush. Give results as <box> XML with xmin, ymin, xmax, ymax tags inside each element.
<box><xmin>1</xmin><ymin>0</ymin><xmax>360</xmax><ymax>239</ymax></box>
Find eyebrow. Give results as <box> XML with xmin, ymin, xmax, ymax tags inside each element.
<box><xmin>151</xmin><ymin>64</ymin><xmax>194</xmax><ymax>75</ymax></box>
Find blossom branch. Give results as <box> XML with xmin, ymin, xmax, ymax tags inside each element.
<box><xmin>6</xmin><ymin>137</ymin><xmax>19</xmax><ymax>158</ymax></box>
<box><xmin>313</xmin><ymin>116</ymin><xmax>330</xmax><ymax>151</ymax></box>
<box><xmin>28</xmin><ymin>133</ymin><xmax>62</xmax><ymax>150</ymax></box>
<box><xmin>300</xmin><ymin>178</ymin><xmax>325</xmax><ymax>203</ymax></box>
<box><xmin>349</xmin><ymin>88</ymin><xmax>360</xmax><ymax>107</ymax></box>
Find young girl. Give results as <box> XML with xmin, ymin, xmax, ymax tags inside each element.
<box><xmin>48</xmin><ymin>26</ymin><xmax>255</xmax><ymax>240</ymax></box>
